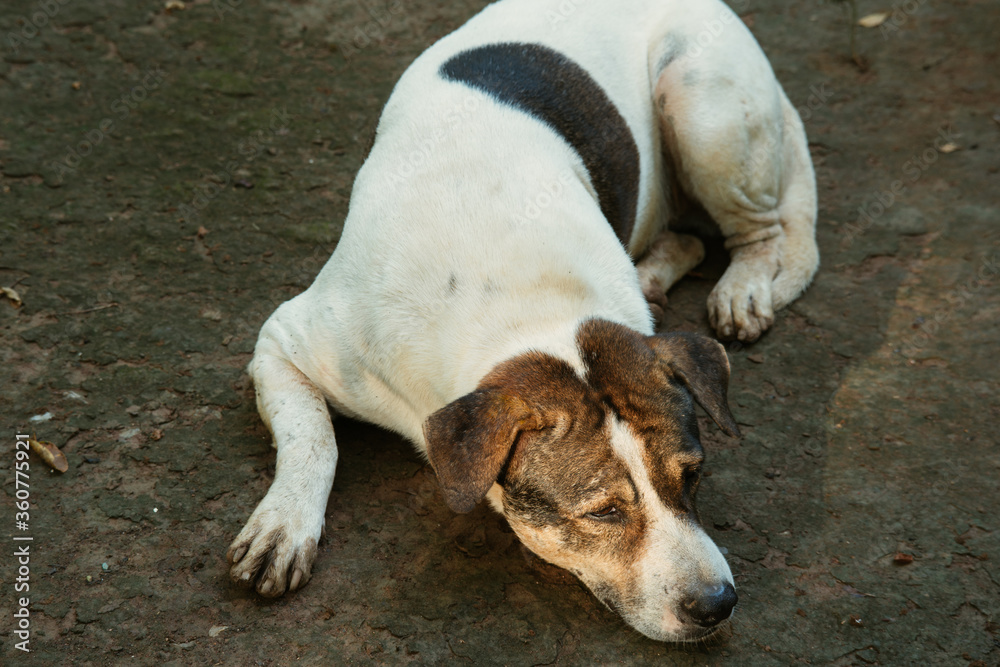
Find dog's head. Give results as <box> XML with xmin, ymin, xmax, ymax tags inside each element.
<box><xmin>424</xmin><ymin>319</ymin><xmax>741</xmax><ymax>642</ymax></box>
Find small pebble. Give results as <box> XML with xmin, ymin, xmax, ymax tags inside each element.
<box><xmin>893</xmin><ymin>552</ymin><xmax>915</xmax><ymax>565</ymax></box>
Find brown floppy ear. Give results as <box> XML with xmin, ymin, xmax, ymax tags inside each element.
<box><xmin>423</xmin><ymin>389</ymin><xmax>539</xmax><ymax>514</ymax></box>
<box><xmin>649</xmin><ymin>333</ymin><xmax>741</xmax><ymax>438</ymax></box>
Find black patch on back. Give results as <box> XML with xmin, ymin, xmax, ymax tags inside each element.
<box><xmin>440</xmin><ymin>42</ymin><xmax>640</xmax><ymax>247</ymax></box>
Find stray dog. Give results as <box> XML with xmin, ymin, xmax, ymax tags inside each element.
<box><xmin>227</xmin><ymin>0</ymin><xmax>818</xmax><ymax>643</ymax></box>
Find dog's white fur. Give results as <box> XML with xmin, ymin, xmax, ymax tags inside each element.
<box><xmin>228</xmin><ymin>0</ymin><xmax>818</xmax><ymax>640</ymax></box>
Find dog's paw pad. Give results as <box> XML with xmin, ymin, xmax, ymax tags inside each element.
<box><xmin>227</xmin><ymin>509</ymin><xmax>320</xmax><ymax>597</ymax></box>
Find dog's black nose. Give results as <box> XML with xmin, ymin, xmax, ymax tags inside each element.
<box><xmin>679</xmin><ymin>582</ymin><xmax>738</xmax><ymax>628</ymax></box>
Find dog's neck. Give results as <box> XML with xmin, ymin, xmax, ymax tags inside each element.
<box><xmin>457</xmin><ymin>318</ymin><xmax>589</xmax><ymax>390</ymax></box>
<box><xmin>450</xmin><ymin>308</ymin><xmax>653</xmax><ymax>406</ymax></box>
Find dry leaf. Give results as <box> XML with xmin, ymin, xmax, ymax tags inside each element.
<box><xmin>2</xmin><ymin>286</ymin><xmax>22</xmax><ymax>307</ymax></box>
<box><xmin>208</xmin><ymin>625</ymin><xmax>228</xmax><ymax>638</ymax></box>
<box><xmin>893</xmin><ymin>552</ymin><xmax>915</xmax><ymax>565</ymax></box>
<box><xmin>29</xmin><ymin>437</ymin><xmax>69</xmax><ymax>473</ymax></box>
<box><xmin>857</xmin><ymin>12</ymin><xmax>890</xmax><ymax>28</ymax></box>
<box><xmin>939</xmin><ymin>143</ymin><xmax>959</xmax><ymax>153</ymax></box>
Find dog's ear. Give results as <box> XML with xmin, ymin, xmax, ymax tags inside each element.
<box><xmin>424</xmin><ymin>389</ymin><xmax>540</xmax><ymax>514</ymax></box>
<box><xmin>649</xmin><ymin>333</ymin><xmax>741</xmax><ymax>438</ymax></box>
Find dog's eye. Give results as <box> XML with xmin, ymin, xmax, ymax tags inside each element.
<box><xmin>586</xmin><ymin>506</ymin><xmax>618</xmax><ymax>520</ymax></box>
<box><xmin>684</xmin><ymin>465</ymin><xmax>702</xmax><ymax>482</ymax></box>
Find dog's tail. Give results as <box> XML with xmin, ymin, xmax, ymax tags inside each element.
<box><xmin>771</xmin><ymin>96</ymin><xmax>820</xmax><ymax>311</ymax></box>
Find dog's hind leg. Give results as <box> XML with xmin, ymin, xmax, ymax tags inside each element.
<box><xmin>654</xmin><ymin>38</ymin><xmax>818</xmax><ymax>342</ymax></box>
<box><xmin>227</xmin><ymin>339</ymin><xmax>338</xmax><ymax>597</ymax></box>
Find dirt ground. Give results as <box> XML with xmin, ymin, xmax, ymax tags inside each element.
<box><xmin>1</xmin><ymin>0</ymin><xmax>998</xmax><ymax>664</ymax></box>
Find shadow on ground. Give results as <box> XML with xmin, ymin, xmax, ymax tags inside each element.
<box><xmin>1</xmin><ymin>0</ymin><xmax>997</xmax><ymax>665</ymax></box>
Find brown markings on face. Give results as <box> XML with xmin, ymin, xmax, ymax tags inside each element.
<box><xmin>576</xmin><ymin>320</ymin><xmax>707</xmax><ymax>521</ymax></box>
<box><xmin>465</xmin><ymin>353</ymin><xmax>647</xmax><ymax>609</ymax></box>
<box><xmin>427</xmin><ymin>321</ymin><xmax>737</xmax><ymax>621</ymax></box>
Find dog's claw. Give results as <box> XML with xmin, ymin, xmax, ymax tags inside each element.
<box><xmin>227</xmin><ymin>496</ymin><xmax>322</xmax><ymax>598</ymax></box>
<box><xmin>708</xmin><ymin>262</ymin><xmax>775</xmax><ymax>342</ymax></box>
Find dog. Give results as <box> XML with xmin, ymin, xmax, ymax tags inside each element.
<box><xmin>226</xmin><ymin>0</ymin><xmax>818</xmax><ymax>643</ymax></box>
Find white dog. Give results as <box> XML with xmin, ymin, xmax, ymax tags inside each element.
<box><xmin>227</xmin><ymin>0</ymin><xmax>818</xmax><ymax>643</ymax></box>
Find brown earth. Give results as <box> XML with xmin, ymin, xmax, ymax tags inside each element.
<box><xmin>1</xmin><ymin>0</ymin><xmax>998</xmax><ymax>665</ymax></box>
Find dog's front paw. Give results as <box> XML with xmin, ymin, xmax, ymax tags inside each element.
<box><xmin>707</xmin><ymin>267</ymin><xmax>775</xmax><ymax>342</ymax></box>
<box><xmin>642</xmin><ymin>277</ymin><xmax>669</xmax><ymax>326</ymax></box>
<box><xmin>227</xmin><ymin>496</ymin><xmax>322</xmax><ymax>597</ymax></box>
